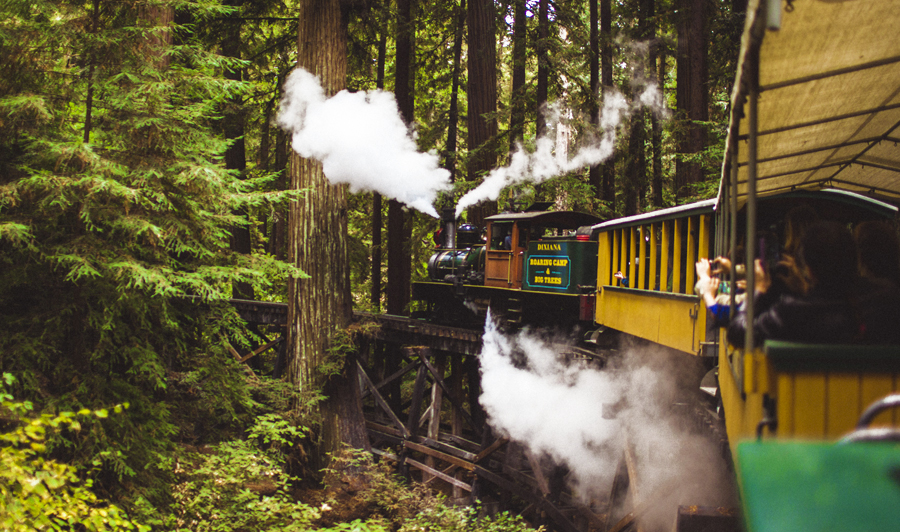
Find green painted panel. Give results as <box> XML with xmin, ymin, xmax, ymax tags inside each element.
<box><xmin>524</xmin><ymin>240</ymin><xmax>597</xmax><ymax>294</ymax></box>
<box><xmin>738</xmin><ymin>441</ymin><xmax>900</xmax><ymax>532</ymax></box>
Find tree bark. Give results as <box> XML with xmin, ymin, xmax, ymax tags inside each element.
<box><xmin>600</xmin><ymin>0</ymin><xmax>616</xmax><ymax>210</ymax></box>
<box><xmin>387</xmin><ymin>0</ymin><xmax>415</xmax><ymax>316</ymax></box>
<box><xmin>466</xmin><ymin>0</ymin><xmax>498</xmax><ymax>227</ymax></box>
<box><xmin>509</xmin><ymin>0</ymin><xmax>526</xmax><ymax>154</ymax></box>
<box><xmin>371</xmin><ymin>14</ymin><xmax>387</xmax><ymax>312</ymax></box>
<box><xmin>588</xmin><ymin>0</ymin><xmax>601</xmax><ymax>196</ymax></box>
<box><xmin>535</xmin><ymin>0</ymin><xmax>549</xmax><ymax>138</ymax></box>
<box><xmin>675</xmin><ymin>0</ymin><xmax>709</xmax><ymax>201</ymax></box>
<box><xmin>222</xmin><ymin>0</ymin><xmax>254</xmax><ymax>300</ymax></box>
<box><xmin>287</xmin><ymin>0</ymin><xmax>368</xmax><ymax>455</ymax></box>
<box><xmin>445</xmin><ymin>0</ymin><xmax>466</xmax><ymax>181</ymax></box>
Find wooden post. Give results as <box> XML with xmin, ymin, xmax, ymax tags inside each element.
<box><xmin>424</xmin><ymin>354</ymin><xmax>446</xmax><ymax>482</ymax></box>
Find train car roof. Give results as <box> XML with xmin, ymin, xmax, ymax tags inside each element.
<box><xmin>590</xmin><ymin>198</ymin><xmax>716</xmax><ymax>231</ymax></box>
<box><xmin>484</xmin><ymin>210</ymin><xmax>602</xmax><ymax>227</ymax></box>
<box><xmin>720</xmin><ymin>0</ymin><xmax>900</xmax><ymax>207</ymax></box>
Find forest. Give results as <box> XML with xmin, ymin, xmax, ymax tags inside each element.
<box><xmin>0</xmin><ymin>0</ymin><xmax>745</xmax><ymax>529</ymax></box>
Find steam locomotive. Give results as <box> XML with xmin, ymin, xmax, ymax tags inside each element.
<box><xmin>414</xmin><ymin>206</ymin><xmax>603</xmax><ymax>331</ymax></box>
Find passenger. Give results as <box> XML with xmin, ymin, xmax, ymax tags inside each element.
<box><xmin>767</xmin><ymin>206</ymin><xmax>819</xmax><ymax>298</ymax></box>
<box><xmin>614</xmin><ymin>270</ymin><xmax>629</xmax><ymax>287</ymax></box>
<box><xmin>695</xmin><ymin>257</ymin><xmax>745</xmax><ymax>327</ymax></box>
<box><xmin>728</xmin><ymin>221</ymin><xmax>862</xmax><ymax>347</ymax></box>
<box><xmin>854</xmin><ymin>221</ymin><xmax>900</xmax><ymax>286</ymax></box>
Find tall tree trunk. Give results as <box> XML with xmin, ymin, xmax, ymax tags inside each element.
<box><xmin>274</xmin><ymin>126</ymin><xmax>288</xmax><ymax>261</ymax></box>
<box><xmin>675</xmin><ymin>0</ymin><xmax>709</xmax><ymax>201</ymax></box>
<box><xmin>624</xmin><ymin>0</ymin><xmax>653</xmax><ymax>216</ymax></box>
<box><xmin>466</xmin><ymin>0</ymin><xmax>498</xmax><ymax>227</ymax></box>
<box><xmin>651</xmin><ymin>45</ymin><xmax>665</xmax><ymax>208</ymax></box>
<box><xmin>445</xmin><ymin>0</ymin><xmax>466</xmax><ymax>181</ymax></box>
<box><xmin>535</xmin><ymin>0</ymin><xmax>549</xmax><ymax>138</ymax></box>
<box><xmin>287</xmin><ymin>0</ymin><xmax>369</xmax><ymax>455</ymax></box>
<box><xmin>387</xmin><ymin>0</ymin><xmax>415</xmax><ymax>316</ymax></box>
<box><xmin>371</xmin><ymin>15</ymin><xmax>388</xmax><ymax>312</ymax></box>
<box><xmin>600</xmin><ymin>0</ymin><xmax>616</xmax><ymax>211</ymax></box>
<box><xmin>588</xmin><ymin>0</ymin><xmax>601</xmax><ymax>197</ymax></box>
<box><xmin>222</xmin><ymin>0</ymin><xmax>254</xmax><ymax>300</ymax></box>
<box><xmin>508</xmin><ymin>0</ymin><xmax>526</xmax><ymax>155</ymax></box>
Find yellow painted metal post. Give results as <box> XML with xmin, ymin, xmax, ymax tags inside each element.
<box><xmin>699</xmin><ymin>214</ymin><xmax>710</xmax><ymax>261</ymax></box>
<box><xmin>649</xmin><ymin>223</ymin><xmax>659</xmax><ymax>292</ymax></box>
<box><xmin>629</xmin><ymin>226</ymin><xmax>638</xmax><ymax>287</ymax></box>
<box><xmin>598</xmin><ymin>232</ymin><xmax>611</xmax><ymax>286</ymax></box>
<box><xmin>673</xmin><ymin>218</ymin><xmax>683</xmax><ymax>294</ymax></box>
<box><xmin>660</xmin><ymin>220</ymin><xmax>670</xmax><ymax>292</ymax></box>
<box><xmin>686</xmin><ymin>216</ymin><xmax>698</xmax><ymax>290</ymax></box>
<box><xmin>636</xmin><ymin>226</ymin><xmax>646</xmax><ymax>290</ymax></box>
<box><xmin>612</xmin><ymin>229</ymin><xmax>620</xmax><ymax>283</ymax></box>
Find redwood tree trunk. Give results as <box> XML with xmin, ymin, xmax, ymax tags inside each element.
<box><xmin>287</xmin><ymin>0</ymin><xmax>368</xmax><ymax>455</ymax></box>
<box><xmin>466</xmin><ymin>0</ymin><xmax>498</xmax><ymax>227</ymax></box>
<box><xmin>509</xmin><ymin>0</ymin><xmax>526</xmax><ymax>154</ymax></box>
<box><xmin>675</xmin><ymin>0</ymin><xmax>709</xmax><ymax>201</ymax></box>
<box><xmin>387</xmin><ymin>0</ymin><xmax>415</xmax><ymax>316</ymax></box>
<box><xmin>600</xmin><ymin>0</ymin><xmax>616</xmax><ymax>210</ymax></box>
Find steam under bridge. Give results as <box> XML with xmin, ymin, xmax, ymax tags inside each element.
<box><xmin>227</xmin><ymin>299</ymin><xmax>735</xmax><ymax>532</ymax></box>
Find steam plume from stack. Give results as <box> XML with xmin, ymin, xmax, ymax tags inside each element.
<box><xmin>277</xmin><ymin>68</ymin><xmax>451</xmax><ymax>218</ymax></box>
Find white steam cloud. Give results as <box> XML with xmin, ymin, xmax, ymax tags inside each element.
<box><xmin>276</xmin><ymin>68</ymin><xmax>451</xmax><ymax>218</ymax></box>
<box><xmin>478</xmin><ymin>312</ymin><xmax>620</xmax><ymax>492</ymax></box>
<box><xmin>478</xmin><ymin>313</ymin><xmax>736</xmax><ymax>526</ymax></box>
<box><xmin>455</xmin><ymin>83</ymin><xmax>666</xmax><ymax>217</ymax></box>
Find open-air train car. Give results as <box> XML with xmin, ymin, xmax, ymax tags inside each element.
<box><xmin>715</xmin><ymin>0</ymin><xmax>900</xmax><ymax>450</ymax></box>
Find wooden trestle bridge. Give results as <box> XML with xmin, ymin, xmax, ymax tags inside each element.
<box><xmin>228</xmin><ymin>299</ymin><xmax>737</xmax><ymax>532</ymax></box>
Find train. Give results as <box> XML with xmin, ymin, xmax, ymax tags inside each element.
<box><xmin>415</xmin><ymin>0</ymin><xmax>900</xmax><ymax>528</ymax></box>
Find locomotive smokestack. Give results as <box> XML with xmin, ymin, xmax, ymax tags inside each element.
<box><xmin>442</xmin><ymin>207</ymin><xmax>456</xmax><ymax>249</ymax></box>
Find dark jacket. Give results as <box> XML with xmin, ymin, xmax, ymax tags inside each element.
<box><xmin>727</xmin><ymin>279</ymin><xmax>900</xmax><ymax>347</ymax></box>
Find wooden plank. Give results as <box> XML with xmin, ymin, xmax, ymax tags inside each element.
<box><xmin>474</xmin><ymin>436</ymin><xmax>509</xmax><ymax>463</ymax></box>
<box><xmin>237</xmin><ymin>337</ymin><xmax>283</xmax><ymax>363</ymax></box>
<box><xmin>406</xmin><ymin>363</ymin><xmax>429</xmax><ymax>438</ymax></box>
<box><xmin>366</xmin><ymin>421</ymin><xmax>405</xmax><ymax>441</ymax></box>
<box><xmin>404</xmin><ymin>441</ymin><xmax>474</xmax><ymax>472</ymax></box>
<box><xmin>524</xmin><ymin>450</ymin><xmax>551</xmax><ymax>496</ymax></box>
<box><xmin>226</xmin><ymin>342</ymin><xmax>258</xmax><ymax>380</ymax></box>
<box><xmin>361</xmin><ymin>361</ymin><xmax>418</xmax><ymax>399</ymax></box>
<box><xmin>418</xmin><ymin>435</ymin><xmax>478</xmax><ymax>462</ymax></box>
<box><xmin>417</xmin><ymin>349</ymin><xmax>478</xmax><ymax>431</ymax></box>
<box><xmin>406</xmin><ymin>458</ymin><xmax>472</xmax><ymax>491</ymax></box>
<box><xmin>358</xmin><ymin>361</ymin><xmax>410</xmax><ymax>437</ymax></box>
<box><xmin>473</xmin><ymin>465</ymin><xmax>581</xmax><ymax>532</ymax></box>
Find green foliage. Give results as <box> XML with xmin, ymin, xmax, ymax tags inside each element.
<box><xmin>0</xmin><ymin>0</ymin><xmax>301</xmax><ymax>499</ymax></box>
<box><xmin>134</xmin><ymin>414</ymin><xmax>318</xmax><ymax>531</ymax></box>
<box><xmin>0</xmin><ymin>374</ymin><xmax>147</xmax><ymax>531</ymax></box>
